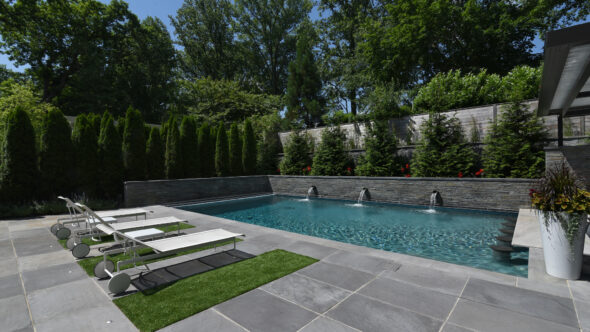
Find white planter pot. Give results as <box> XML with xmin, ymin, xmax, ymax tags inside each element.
<box><xmin>538</xmin><ymin>211</ymin><xmax>589</xmax><ymax>279</ymax></box>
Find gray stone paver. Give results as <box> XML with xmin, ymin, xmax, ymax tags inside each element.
<box><xmin>298</xmin><ymin>317</ymin><xmax>360</xmax><ymax>332</ymax></box>
<box><xmin>441</xmin><ymin>323</ymin><xmax>476</xmax><ymax>332</ymax></box>
<box><xmin>216</xmin><ymin>289</ymin><xmax>317</xmax><ymax>332</ymax></box>
<box><xmin>322</xmin><ymin>249</ymin><xmax>401</xmax><ymax>274</ymax></box>
<box><xmin>283</xmin><ymin>240</ymin><xmax>338</xmax><ymax>260</ymax></box>
<box><xmin>575</xmin><ymin>299</ymin><xmax>590</xmax><ymax>331</ymax></box>
<box><xmin>297</xmin><ymin>261</ymin><xmax>375</xmax><ymax>291</ymax></box>
<box><xmin>17</xmin><ymin>249</ymin><xmax>75</xmax><ymax>272</ymax></box>
<box><xmin>0</xmin><ymin>273</ymin><xmax>24</xmax><ymax>300</ymax></box>
<box><xmin>159</xmin><ymin>309</ymin><xmax>246</xmax><ymax>332</ymax></box>
<box><xmin>11</xmin><ymin>235</ymin><xmax>61</xmax><ymax>257</ymax></box>
<box><xmin>21</xmin><ymin>262</ymin><xmax>86</xmax><ymax>293</ymax></box>
<box><xmin>0</xmin><ymin>257</ymin><xmax>19</xmax><ymax>278</ymax></box>
<box><xmin>0</xmin><ymin>294</ymin><xmax>32</xmax><ymax>332</ymax></box>
<box><xmin>260</xmin><ymin>273</ymin><xmax>351</xmax><ymax>313</ymax></box>
<box><xmin>33</xmin><ymin>303</ymin><xmax>137</xmax><ymax>332</ymax></box>
<box><xmin>380</xmin><ymin>263</ymin><xmax>468</xmax><ymax>296</ymax></box>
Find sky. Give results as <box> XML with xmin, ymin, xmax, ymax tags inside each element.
<box><xmin>0</xmin><ymin>1</ymin><xmax>583</xmax><ymax>72</ymax></box>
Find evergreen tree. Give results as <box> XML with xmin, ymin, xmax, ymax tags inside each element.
<box><xmin>215</xmin><ymin>122</ymin><xmax>230</xmax><ymax>177</ymax></box>
<box><xmin>483</xmin><ymin>101</ymin><xmax>547</xmax><ymax>178</ymax></box>
<box><xmin>38</xmin><ymin>108</ymin><xmax>74</xmax><ymax>199</ymax></box>
<box><xmin>88</xmin><ymin>113</ymin><xmax>102</xmax><ymax>137</ymax></box>
<box><xmin>256</xmin><ymin>116</ymin><xmax>282</xmax><ymax>175</ymax></box>
<box><xmin>286</xmin><ymin>23</ymin><xmax>324</xmax><ymax>127</ymax></box>
<box><xmin>71</xmin><ymin>114</ymin><xmax>99</xmax><ymax>196</ymax></box>
<box><xmin>0</xmin><ymin>107</ymin><xmax>39</xmax><ymax>203</ymax></box>
<box><xmin>165</xmin><ymin>117</ymin><xmax>183</xmax><ymax>179</ymax></box>
<box><xmin>98</xmin><ymin>113</ymin><xmax>123</xmax><ymax>199</ymax></box>
<box><xmin>209</xmin><ymin>123</ymin><xmax>218</xmax><ymax>170</ymax></box>
<box><xmin>279</xmin><ymin>132</ymin><xmax>312</xmax><ymax>175</ymax></box>
<box><xmin>146</xmin><ymin>127</ymin><xmax>165</xmax><ymax>179</ymax></box>
<box><xmin>242</xmin><ymin>119</ymin><xmax>257</xmax><ymax>175</ymax></box>
<box><xmin>356</xmin><ymin>121</ymin><xmax>399</xmax><ymax>176</ymax></box>
<box><xmin>311</xmin><ymin>126</ymin><xmax>353</xmax><ymax>176</ymax></box>
<box><xmin>115</xmin><ymin>116</ymin><xmax>125</xmax><ymax>137</ymax></box>
<box><xmin>197</xmin><ymin>122</ymin><xmax>214</xmax><ymax>177</ymax></box>
<box><xmin>411</xmin><ymin>113</ymin><xmax>477</xmax><ymax>177</ymax></box>
<box><xmin>180</xmin><ymin>116</ymin><xmax>199</xmax><ymax>177</ymax></box>
<box><xmin>228</xmin><ymin>123</ymin><xmax>242</xmax><ymax>176</ymax></box>
<box><xmin>122</xmin><ymin>107</ymin><xmax>146</xmax><ymax>180</ymax></box>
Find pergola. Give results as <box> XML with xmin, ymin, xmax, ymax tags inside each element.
<box><xmin>538</xmin><ymin>22</ymin><xmax>590</xmax><ymax>146</ymax></box>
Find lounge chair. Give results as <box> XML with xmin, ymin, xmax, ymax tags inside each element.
<box><xmin>51</xmin><ymin>196</ymin><xmax>149</xmax><ymax>239</ymax></box>
<box><xmin>82</xmin><ymin>205</ymin><xmax>244</xmax><ymax>295</ymax></box>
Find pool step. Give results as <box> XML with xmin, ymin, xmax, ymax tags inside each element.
<box><xmin>495</xmin><ymin>235</ymin><xmax>513</xmax><ymax>243</ymax></box>
<box><xmin>501</xmin><ymin>222</ymin><xmax>516</xmax><ymax>228</ymax></box>
<box><xmin>490</xmin><ymin>245</ymin><xmax>514</xmax><ymax>253</ymax></box>
<box><xmin>499</xmin><ymin>228</ymin><xmax>514</xmax><ymax>235</ymax></box>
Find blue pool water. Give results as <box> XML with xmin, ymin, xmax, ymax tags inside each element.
<box><xmin>180</xmin><ymin>195</ymin><xmax>528</xmax><ymax>276</ymax></box>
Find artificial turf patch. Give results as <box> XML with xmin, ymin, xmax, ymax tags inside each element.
<box><xmin>76</xmin><ymin>237</ymin><xmax>242</xmax><ymax>277</ymax></box>
<box><xmin>113</xmin><ymin>249</ymin><xmax>317</xmax><ymax>332</ymax></box>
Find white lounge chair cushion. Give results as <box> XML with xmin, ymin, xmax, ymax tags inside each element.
<box><xmin>87</xmin><ymin>216</ymin><xmax>117</xmax><ymax>224</ymax></box>
<box><xmin>145</xmin><ymin>229</ymin><xmax>243</xmax><ymax>252</ymax></box>
<box><xmin>96</xmin><ymin>208</ymin><xmax>148</xmax><ymax>219</ymax></box>
<box><xmin>96</xmin><ymin>217</ymin><xmax>186</xmax><ymax>235</ymax></box>
<box><xmin>124</xmin><ymin>228</ymin><xmax>164</xmax><ymax>240</ymax></box>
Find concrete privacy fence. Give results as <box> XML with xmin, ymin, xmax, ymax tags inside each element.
<box><xmin>125</xmin><ymin>175</ymin><xmax>535</xmax><ymax>212</ymax></box>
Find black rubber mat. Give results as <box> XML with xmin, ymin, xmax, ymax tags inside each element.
<box><xmin>131</xmin><ymin>250</ymin><xmax>255</xmax><ymax>292</ymax></box>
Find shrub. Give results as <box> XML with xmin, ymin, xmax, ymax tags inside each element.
<box><xmin>215</xmin><ymin>122</ymin><xmax>230</xmax><ymax>177</ymax></box>
<box><xmin>0</xmin><ymin>107</ymin><xmax>39</xmax><ymax>203</ymax></box>
<box><xmin>197</xmin><ymin>122</ymin><xmax>214</xmax><ymax>177</ymax></box>
<box><xmin>356</xmin><ymin>121</ymin><xmax>399</xmax><ymax>176</ymax></box>
<box><xmin>146</xmin><ymin>127</ymin><xmax>165</xmax><ymax>180</ymax></box>
<box><xmin>122</xmin><ymin>107</ymin><xmax>146</xmax><ymax>180</ymax></box>
<box><xmin>228</xmin><ymin>123</ymin><xmax>242</xmax><ymax>176</ymax></box>
<box><xmin>39</xmin><ymin>108</ymin><xmax>74</xmax><ymax>199</ymax></box>
<box><xmin>165</xmin><ymin>117</ymin><xmax>183</xmax><ymax>179</ymax></box>
<box><xmin>71</xmin><ymin>114</ymin><xmax>99</xmax><ymax>196</ymax></box>
<box><xmin>411</xmin><ymin>113</ymin><xmax>477</xmax><ymax>177</ymax></box>
<box><xmin>311</xmin><ymin>126</ymin><xmax>353</xmax><ymax>176</ymax></box>
<box><xmin>98</xmin><ymin>113</ymin><xmax>123</xmax><ymax>199</ymax></box>
<box><xmin>180</xmin><ymin>116</ymin><xmax>199</xmax><ymax>177</ymax></box>
<box><xmin>242</xmin><ymin>118</ymin><xmax>257</xmax><ymax>175</ymax></box>
<box><xmin>280</xmin><ymin>132</ymin><xmax>312</xmax><ymax>175</ymax></box>
<box><xmin>482</xmin><ymin>101</ymin><xmax>547</xmax><ymax>178</ymax></box>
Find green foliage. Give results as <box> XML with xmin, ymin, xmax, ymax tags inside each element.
<box><xmin>146</xmin><ymin>127</ymin><xmax>165</xmax><ymax>179</ymax></box>
<box><xmin>311</xmin><ymin>126</ymin><xmax>353</xmax><ymax>176</ymax></box>
<box><xmin>115</xmin><ymin>116</ymin><xmax>126</xmax><ymax>137</ymax></box>
<box><xmin>178</xmin><ymin>78</ymin><xmax>283</xmax><ymax>124</ymax></box>
<box><xmin>98</xmin><ymin>113</ymin><xmax>123</xmax><ymax>199</ymax></box>
<box><xmin>165</xmin><ymin>117</ymin><xmax>183</xmax><ymax>179</ymax></box>
<box><xmin>88</xmin><ymin>113</ymin><xmax>102</xmax><ymax>137</ymax></box>
<box><xmin>122</xmin><ymin>107</ymin><xmax>146</xmax><ymax>180</ymax></box>
<box><xmin>254</xmin><ymin>114</ymin><xmax>282</xmax><ymax>174</ymax></box>
<box><xmin>180</xmin><ymin>116</ymin><xmax>199</xmax><ymax>177</ymax></box>
<box><xmin>413</xmin><ymin>66</ymin><xmax>542</xmax><ymax>113</ymax></box>
<box><xmin>286</xmin><ymin>21</ymin><xmax>324</xmax><ymax>127</ymax></box>
<box><xmin>0</xmin><ymin>107</ymin><xmax>39</xmax><ymax>203</ymax></box>
<box><xmin>39</xmin><ymin>109</ymin><xmax>74</xmax><ymax>198</ymax></box>
<box><xmin>215</xmin><ymin>122</ymin><xmax>230</xmax><ymax>177</ymax></box>
<box><xmin>197</xmin><ymin>122</ymin><xmax>215</xmax><ymax>177</ymax></box>
<box><xmin>411</xmin><ymin>113</ymin><xmax>477</xmax><ymax>177</ymax></box>
<box><xmin>356</xmin><ymin>121</ymin><xmax>399</xmax><ymax>176</ymax></box>
<box><xmin>483</xmin><ymin>102</ymin><xmax>547</xmax><ymax>178</ymax></box>
<box><xmin>71</xmin><ymin>114</ymin><xmax>99</xmax><ymax>196</ymax></box>
<box><xmin>280</xmin><ymin>132</ymin><xmax>312</xmax><ymax>175</ymax></box>
<box><xmin>228</xmin><ymin>123</ymin><xmax>242</xmax><ymax>176</ymax></box>
<box><xmin>242</xmin><ymin>119</ymin><xmax>257</xmax><ymax>175</ymax></box>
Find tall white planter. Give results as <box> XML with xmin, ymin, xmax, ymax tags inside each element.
<box><xmin>538</xmin><ymin>211</ymin><xmax>589</xmax><ymax>279</ymax></box>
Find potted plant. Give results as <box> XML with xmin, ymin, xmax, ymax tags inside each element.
<box><xmin>530</xmin><ymin>162</ymin><xmax>590</xmax><ymax>279</ymax></box>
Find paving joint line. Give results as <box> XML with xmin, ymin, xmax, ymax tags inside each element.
<box><xmin>10</xmin><ymin>237</ymin><xmax>36</xmax><ymax>332</ymax></box>
<box><xmin>211</xmin><ymin>308</ymin><xmax>250</xmax><ymax>332</ymax></box>
<box><xmin>566</xmin><ymin>280</ymin><xmax>583</xmax><ymax>330</ymax></box>
<box><xmin>438</xmin><ymin>276</ymin><xmax>470</xmax><ymax>332</ymax></box>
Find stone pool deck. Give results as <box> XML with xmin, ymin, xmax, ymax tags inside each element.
<box><xmin>1</xmin><ymin>205</ymin><xmax>589</xmax><ymax>331</ymax></box>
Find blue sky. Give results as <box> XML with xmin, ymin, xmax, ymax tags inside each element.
<box><xmin>0</xmin><ymin>0</ymin><xmax>579</xmax><ymax>72</ymax></box>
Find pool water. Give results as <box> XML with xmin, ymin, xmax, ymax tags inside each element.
<box><xmin>180</xmin><ymin>195</ymin><xmax>528</xmax><ymax>276</ymax></box>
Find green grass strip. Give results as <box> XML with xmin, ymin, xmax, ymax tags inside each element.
<box><xmin>113</xmin><ymin>249</ymin><xmax>317</xmax><ymax>332</ymax></box>
<box><xmin>57</xmin><ymin>223</ymin><xmax>195</xmax><ymax>249</ymax></box>
<box><xmin>77</xmin><ymin>238</ymin><xmax>242</xmax><ymax>277</ymax></box>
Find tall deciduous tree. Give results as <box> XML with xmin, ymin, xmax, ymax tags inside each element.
<box><xmin>0</xmin><ymin>107</ymin><xmax>39</xmax><ymax>203</ymax></box>
<box><xmin>215</xmin><ymin>122</ymin><xmax>230</xmax><ymax>176</ymax></box>
<box><xmin>165</xmin><ymin>117</ymin><xmax>183</xmax><ymax>179</ymax></box>
<box><xmin>286</xmin><ymin>22</ymin><xmax>324</xmax><ymax>128</ymax></box>
<box><xmin>98</xmin><ymin>112</ymin><xmax>123</xmax><ymax>199</ymax></box>
<box><xmin>234</xmin><ymin>0</ymin><xmax>312</xmax><ymax>94</ymax></box>
<box><xmin>242</xmin><ymin>118</ymin><xmax>257</xmax><ymax>175</ymax></box>
<box><xmin>146</xmin><ymin>127</ymin><xmax>165</xmax><ymax>179</ymax></box>
<box><xmin>171</xmin><ymin>0</ymin><xmax>238</xmax><ymax>80</ymax></box>
<box><xmin>228</xmin><ymin>123</ymin><xmax>242</xmax><ymax>176</ymax></box>
<box><xmin>39</xmin><ymin>109</ymin><xmax>74</xmax><ymax>198</ymax></box>
<box><xmin>71</xmin><ymin>114</ymin><xmax>99</xmax><ymax>196</ymax></box>
<box><xmin>180</xmin><ymin>116</ymin><xmax>199</xmax><ymax>177</ymax></box>
<box><xmin>122</xmin><ymin>107</ymin><xmax>146</xmax><ymax>180</ymax></box>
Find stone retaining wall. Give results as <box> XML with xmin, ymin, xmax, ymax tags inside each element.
<box><xmin>124</xmin><ymin>176</ymin><xmax>272</xmax><ymax>207</ymax></box>
<box><xmin>268</xmin><ymin>175</ymin><xmax>535</xmax><ymax>212</ymax></box>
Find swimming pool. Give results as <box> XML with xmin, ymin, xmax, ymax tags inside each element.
<box><xmin>179</xmin><ymin>195</ymin><xmax>527</xmax><ymax>276</ymax></box>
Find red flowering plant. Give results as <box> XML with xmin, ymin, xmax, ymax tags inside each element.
<box><xmin>458</xmin><ymin>171</ymin><xmax>463</xmax><ymax>178</ymax></box>
<box><xmin>475</xmin><ymin>169</ymin><xmax>484</xmax><ymax>177</ymax></box>
<box><xmin>302</xmin><ymin>165</ymin><xmax>312</xmax><ymax>175</ymax></box>
<box><xmin>346</xmin><ymin>167</ymin><xmax>352</xmax><ymax>176</ymax></box>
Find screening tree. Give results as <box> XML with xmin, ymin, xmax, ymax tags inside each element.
<box><xmin>228</xmin><ymin>123</ymin><xmax>242</xmax><ymax>176</ymax></box>
<box><xmin>356</xmin><ymin>121</ymin><xmax>399</xmax><ymax>176</ymax></box>
<box><xmin>98</xmin><ymin>113</ymin><xmax>123</xmax><ymax>199</ymax></box>
<box><xmin>165</xmin><ymin>117</ymin><xmax>183</xmax><ymax>179</ymax></box>
<box><xmin>122</xmin><ymin>107</ymin><xmax>146</xmax><ymax>180</ymax></box>
<box><xmin>279</xmin><ymin>132</ymin><xmax>312</xmax><ymax>175</ymax></box>
<box><xmin>215</xmin><ymin>122</ymin><xmax>230</xmax><ymax>177</ymax></box>
<box><xmin>180</xmin><ymin>116</ymin><xmax>199</xmax><ymax>177</ymax></box>
<box><xmin>311</xmin><ymin>126</ymin><xmax>353</xmax><ymax>176</ymax></box>
<box><xmin>71</xmin><ymin>114</ymin><xmax>99</xmax><ymax>196</ymax></box>
<box><xmin>197</xmin><ymin>122</ymin><xmax>214</xmax><ymax>177</ymax></box>
<box><xmin>242</xmin><ymin>118</ymin><xmax>257</xmax><ymax>175</ymax></box>
<box><xmin>146</xmin><ymin>127</ymin><xmax>165</xmax><ymax>180</ymax></box>
<box><xmin>39</xmin><ymin>109</ymin><xmax>74</xmax><ymax>198</ymax></box>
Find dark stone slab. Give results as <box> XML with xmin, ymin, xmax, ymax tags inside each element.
<box><xmin>0</xmin><ymin>274</ymin><xmax>23</xmax><ymax>300</ymax></box>
<box><xmin>284</xmin><ymin>241</ymin><xmax>338</xmax><ymax>260</ymax></box>
<box><xmin>12</xmin><ymin>236</ymin><xmax>61</xmax><ymax>257</ymax></box>
<box><xmin>323</xmin><ymin>250</ymin><xmax>400</xmax><ymax>275</ymax></box>
<box><xmin>158</xmin><ymin>309</ymin><xmax>246</xmax><ymax>332</ymax></box>
<box><xmin>299</xmin><ymin>317</ymin><xmax>358</xmax><ymax>332</ymax></box>
<box><xmin>297</xmin><ymin>261</ymin><xmax>374</xmax><ymax>291</ymax></box>
<box><xmin>380</xmin><ymin>264</ymin><xmax>468</xmax><ymax>296</ymax></box>
<box><xmin>216</xmin><ymin>289</ymin><xmax>317</xmax><ymax>332</ymax></box>
<box><xmin>22</xmin><ymin>262</ymin><xmax>86</xmax><ymax>293</ymax></box>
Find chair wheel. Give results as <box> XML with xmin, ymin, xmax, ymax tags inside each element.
<box><xmin>94</xmin><ymin>260</ymin><xmax>115</xmax><ymax>279</ymax></box>
<box><xmin>108</xmin><ymin>273</ymin><xmax>131</xmax><ymax>295</ymax></box>
<box><xmin>56</xmin><ymin>227</ymin><xmax>71</xmax><ymax>240</ymax></box>
<box><xmin>50</xmin><ymin>223</ymin><xmax>60</xmax><ymax>235</ymax></box>
<box><xmin>66</xmin><ymin>237</ymin><xmax>77</xmax><ymax>250</ymax></box>
<box><xmin>72</xmin><ymin>243</ymin><xmax>90</xmax><ymax>259</ymax></box>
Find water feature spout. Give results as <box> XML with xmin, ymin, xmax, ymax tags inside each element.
<box><xmin>357</xmin><ymin>188</ymin><xmax>370</xmax><ymax>205</ymax></box>
<box><xmin>306</xmin><ymin>186</ymin><xmax>318</xmax><ymax>200</ymax></box>
<box><xmin>429</xmin><ymin>190</ymin><xmax>442</xmax><ymax>209</ymax></box>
